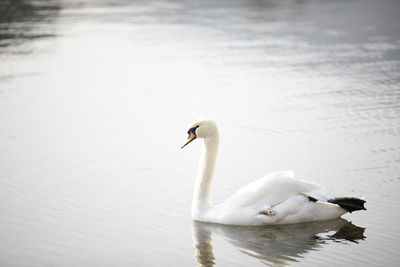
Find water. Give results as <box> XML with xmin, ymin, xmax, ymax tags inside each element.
<box><xmin>0</xmin><ymin>0</ymin><xmax>399</xmax><ymax>266</ymax></box>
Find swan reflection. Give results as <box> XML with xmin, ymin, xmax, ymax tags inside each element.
<box><xmin>193</xmin><ymin>219</ymin><xmax>365</xmax><ymax>267</ymax></box>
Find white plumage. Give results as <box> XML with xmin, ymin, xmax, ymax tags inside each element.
<box><xmin>182</xmin><ymin>119</ymin><xmax>365</xmax><ymax>225</ymax></box>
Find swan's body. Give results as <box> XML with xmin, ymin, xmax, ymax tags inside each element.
<box><xmin>182</xmin><ymin>119</ymin><xmax>366</xmax><ymax>225</ymax></box>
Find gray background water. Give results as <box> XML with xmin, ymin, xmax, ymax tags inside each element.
<box><xmin>1</xmin><ymin>0</ymin><xmax>399</xmax><ymax>266</ymax></box>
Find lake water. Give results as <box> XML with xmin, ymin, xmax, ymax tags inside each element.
<box><xmin>1</xmin><ymin>0</ymin><xmax>399</xmax><ymax>266</ymax></box>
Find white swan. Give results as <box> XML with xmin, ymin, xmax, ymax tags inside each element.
<box><xmin>182</xmin><ymin>119</ymin><xmax>366</xmax><ymax>225</ymax></box>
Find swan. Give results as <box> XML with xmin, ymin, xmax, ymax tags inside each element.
<box><xmin>181</xmin><ymin>119</ymin><xmax>366</xmax><ymax>225</ymax></box>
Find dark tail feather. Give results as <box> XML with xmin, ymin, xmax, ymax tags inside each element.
<box><xmin>328</xmin><ymin>197</ymin><xmax>367</xmax><ymax>213</ymax></box>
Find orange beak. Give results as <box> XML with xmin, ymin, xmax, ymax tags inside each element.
<box><xmin>181</xmin><ymin>131</ymin><xmax>196</xmax><ymax>149</ymax></box>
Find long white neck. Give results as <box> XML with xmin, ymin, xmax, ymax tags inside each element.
<box><xmin>191</xmin><ymin>131</ymin><xmax>219</xmax><ymax>219</ymax></box>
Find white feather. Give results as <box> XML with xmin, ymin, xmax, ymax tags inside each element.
<box><xmin>185</xmin><ymin>119</ymin><xmax>349</xmax><ymax>225</ymax></box>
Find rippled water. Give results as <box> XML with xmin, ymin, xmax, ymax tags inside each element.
<box><xmin>1</xmin><ymin>0</ymin><xmax>399</xmax><ymax>266</ymax></box>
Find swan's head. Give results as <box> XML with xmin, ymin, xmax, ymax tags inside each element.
<box><xmin>181</xmin><ymin>119</ymin><xmax>218</xmax><ymax>148</ymax></box>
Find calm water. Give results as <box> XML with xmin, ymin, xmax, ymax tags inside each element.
<box><xmin>1</xmin><ymin>0</ymin><xmax>400</xmax><ymax>266</ymax></box>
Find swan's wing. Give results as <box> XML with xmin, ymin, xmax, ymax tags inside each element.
<box><xmin>224</xmin><ymin>171</ymin><xmax>327</xmax><ymax>208</ymax></box>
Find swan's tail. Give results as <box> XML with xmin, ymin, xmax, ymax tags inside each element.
<box><xmin>328</xmin><ymin>197</ymin><xmax>366</xmax><ymax>213</ymax></box>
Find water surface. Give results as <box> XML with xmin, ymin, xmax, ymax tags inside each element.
<box><xmin>1</xmin><ymin>0</ymin><xmax>399</xmax><ymax>266</ymax></box>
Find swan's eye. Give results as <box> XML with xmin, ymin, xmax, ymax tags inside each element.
<box><xmin>188</xmin><ymin>125</ymin><xmax>200</xmax><ymax>135</ymax></box>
